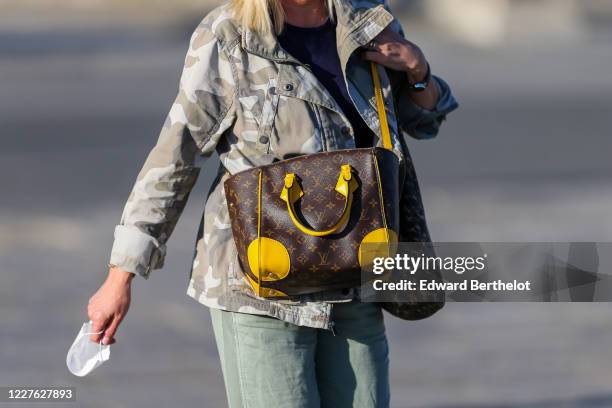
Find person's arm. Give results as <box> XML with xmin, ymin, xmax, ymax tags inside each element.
<box><xmin>361</xmin><ymin>2</ymin><xmax>458</xmax><ymax>244</ymax></box>
<box><xmin>362</xmin><ymin>1</ymin><xmax>458</xmax><ymax>140</ymax></box>
<box><xmin>88</xmin><ymin>21</ymin><xmax>237</xmax><ymax>345</ymax></box>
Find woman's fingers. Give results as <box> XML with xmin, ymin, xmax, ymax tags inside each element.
<box><xmin>88</xmin><ymin>310</ymin><xmax>110</xmax><ymax>343</ymax></box>
<box><xmin>102</xmin><ymin>315</ymin><xmax>123</xmax><ymax>346</ymax></box>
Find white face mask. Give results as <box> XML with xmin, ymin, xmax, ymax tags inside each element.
<box><xmin>66</xmin><ymin>321</ymin><xmax>110</xmax><ymax>377</ymax></box>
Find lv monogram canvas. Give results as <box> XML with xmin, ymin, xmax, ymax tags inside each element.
<box><xmin>224</xmin><ymin>147</ymin><xmax>400</xmax><ymax>298</ymax></box>
<box><xmin>223</xmin><ymin>62</ymin><xmax>405</xmax><ymax>299</ymax></box>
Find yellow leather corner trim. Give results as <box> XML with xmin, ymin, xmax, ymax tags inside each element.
<box><xmin>358</xmin><ymin>228</ymin><xmax>398</xmax><ymax>267</ymax></box>
<box><xmin>247</xmin><ymin>237</ymin><xmax>291</xmax><ymax>282</ymax></box>
<box><xmin>280</xmin><ymin>165</ymin><xmax>358</xmax><ymax>237</ymax></box>
<box><xmin>370</xmin><ymin>61</ymin><xmax>392</xmax><ymax>151</ymax></box>
<box><xmin>260</xmin><ymin>287</ymin><xmax>289</xmax><ymax>298</ymax></box>
<box><xmin>244</xmin><ymin>270</ymin><xmax>261</xmax><ymax>295</ymax></box>
<box><xmin>243</xmin><ymin>269</ymin><xmax>289</xmax><ymax>299</ymax></box>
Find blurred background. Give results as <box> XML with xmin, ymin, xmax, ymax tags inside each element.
<box><xmin>1</xmin><ymin>0</ymin><xmax>611</xmax><ymax>407</ymax></box>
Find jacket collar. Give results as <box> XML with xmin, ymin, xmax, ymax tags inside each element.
<box><xmin>240</xmin><ymin>0</ymin><xmax>394</xmax><ymax>67</ymax></box>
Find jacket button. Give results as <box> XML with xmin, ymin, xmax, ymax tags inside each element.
<box><xmin>259</xmin><ymin>135</ymin><xmax>269</xmax><ymax>144</ymax></box>
<box><xmin>341</xmin><ymin>126</ymin><xmax>351</xmax><ymax>136</ymax></box>
<box><xmin>284</xmin><ymin>83</ymin><xmax>294</xmax><ymax>91</ymax></box>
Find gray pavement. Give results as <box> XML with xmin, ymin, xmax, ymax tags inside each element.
<box><xmin>1</xmin><ymin>19</ymin><xmax>612</xmax><ymax>408</ymax></box>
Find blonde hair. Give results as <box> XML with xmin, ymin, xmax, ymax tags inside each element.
<box><xmin>229</xmin><ymin>0</ymin><xmax>334</xmax><ymax>35</ymax></box>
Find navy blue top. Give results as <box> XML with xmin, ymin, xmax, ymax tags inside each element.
<box><xmin>278</xmin><ymin>19</ymin><xmax>375</xmax><ymax>148</ymax></box>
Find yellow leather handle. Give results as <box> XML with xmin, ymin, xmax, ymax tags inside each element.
<box><xmin>280</xmin><ymin>164</ymin><xmax>358</xmax><ymax>237</ymax></box>
<box><xmin>370</xmin><ymin>61</ymin><xmax>393</xmax><ymax>151</ymax></box>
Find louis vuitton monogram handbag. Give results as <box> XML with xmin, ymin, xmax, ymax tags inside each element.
<box><xmin>224</xmin><ymin>61</ymin><xmax>399</xmax><ymax>299</ymax></box>
<box><xmin>224</xmin><ymin>62</ymin><xmax>443</xmax><ymax>322</ymax></box>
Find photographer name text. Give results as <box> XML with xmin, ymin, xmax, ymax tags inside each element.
<box><xmin>372</xmin><ymin>279</ymin><xmax>532</xmax><ymax>292</ymax></box>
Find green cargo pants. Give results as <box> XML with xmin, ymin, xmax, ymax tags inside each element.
<box><xmin>210</xmin><ymin>301</ymin><xmax>389</xmax><ymax>408</ymax></box>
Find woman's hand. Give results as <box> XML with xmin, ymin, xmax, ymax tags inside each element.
<box><xmin>361</xmin><ymin>28</ymin><xmax>439</xmax><ymax>110</ymax></box>
<box><xmin>361</xmin><ymin>28</ymin><xmax>428</xmax><ymax>83</ymax></box>
<box><xmin>87</xmin><ymin>266</ymin><xmax>133</xmax><ymax>345</ymax></box>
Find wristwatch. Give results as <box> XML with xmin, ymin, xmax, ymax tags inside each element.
<box><xmin>408</xmin><ymin>63</ymin><xmax>431</xmax><ymax>92</ymax></box>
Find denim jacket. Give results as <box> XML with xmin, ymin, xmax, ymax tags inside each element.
<box><xmin>109</xmin><ymin>0</ymin><xmax>458</xmax><ymax>329</ymax></box>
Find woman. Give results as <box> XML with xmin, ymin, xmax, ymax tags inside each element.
<box><xmin>87</xmin><ymin>0</ymin><xmax>458</xmax><ymax>406</ymax></box>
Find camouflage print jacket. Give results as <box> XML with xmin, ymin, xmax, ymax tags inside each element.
<box><xmin>109</xmin><ymin>0</ymin><xmax>458</xmax><ymax>330</ymax></box>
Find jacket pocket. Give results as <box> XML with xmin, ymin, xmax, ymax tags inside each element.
<box><xmin>269</xmin><ymin>97</ymin><xmax>325</xmax><ymax>159</ymax></box>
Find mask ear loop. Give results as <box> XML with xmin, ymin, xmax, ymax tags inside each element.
<box><xmin>83</xmin><ymin>323</ymin><xmax>106</xmax><ymax>360</ymax></box>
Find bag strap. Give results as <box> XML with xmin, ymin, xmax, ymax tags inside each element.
<box><xmin>370</xmin><ymin>61</ymin><xmax>392</xmax><ymax>151</ymax></box>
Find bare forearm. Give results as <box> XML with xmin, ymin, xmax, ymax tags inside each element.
<box><xmin>108</xmin><ymin>265</ymin><xmax>135</xmax><ymax>284</ymax></box>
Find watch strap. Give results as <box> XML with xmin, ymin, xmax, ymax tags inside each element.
<box><xmin>409</xmin><ymin>63</ymin><xmax>431</xmax><ymax>92</ymax></box>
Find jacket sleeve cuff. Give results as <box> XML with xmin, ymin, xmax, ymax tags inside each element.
<box><xmin>396</xmin><ymin>75</ymin><xmax>459</xmax><ymax>140</ymax></box>
<box><xmin>109</xmin><ymin>225</ymin><xmax>166</xmax><ymax>279</ymax></box>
